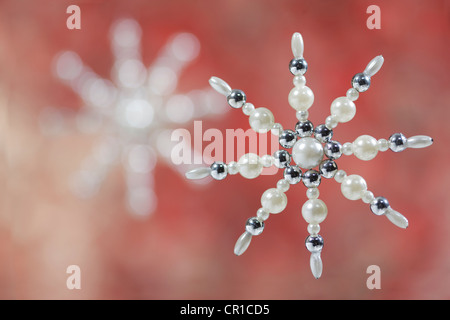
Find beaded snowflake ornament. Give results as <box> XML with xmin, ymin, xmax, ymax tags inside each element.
<box><xmin>42</xmin><ymin>19</ymin><xmax>224</xmax><ymax>217</ymax></box>
<box><xmin>186</xmin><ymin>32</ymin><xmax>433</xmax><ymax>278</ymax></box>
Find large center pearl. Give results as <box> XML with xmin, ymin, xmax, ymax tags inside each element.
<box><xmin>292</xmin><ymin>137</ymin><xmax>324</xmax><ymax>169</ymax></box>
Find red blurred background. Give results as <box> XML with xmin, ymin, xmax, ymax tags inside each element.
<box><xmin>2</xmin><ymin>0</ymin><xmax>450</xmax><ymax>299</ymax></box>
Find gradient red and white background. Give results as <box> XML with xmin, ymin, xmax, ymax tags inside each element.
<box><xmin>1</xmin><ymin>0</ymin><xmax>450</xmax><ymax>299</ymax></box>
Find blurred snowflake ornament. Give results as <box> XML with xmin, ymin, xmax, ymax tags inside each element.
<box><xmin>186</xmin><ymin>32</ymin><xmax>433</xmax><ymax>278</ymax></box>
<box><xmin>41</xmin><ymin>18</ymin><xmax>225</xmax><ymax>217</ymax></box>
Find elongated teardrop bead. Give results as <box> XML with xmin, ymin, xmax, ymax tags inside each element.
<box><xmin>209</xmin><ymin>76</ymin><xmax>232</xmax><ymax>96</ymax></box>
<box><xmin>234</xmin><ymin>231</ymin><xmax>253</xmax><ymax>256</ymax></box>
<box><xmin>291</xmin><ymin>32</ymin><xmax>304</xmax><ymax>58</ymax></box>
<box><xmin>310</xmin><ymin>252</ymin><xmax>323</xmax><ymax>279</ymax></box>
<box><xmin>364</xmin><ymin>55</ymin><xmax>384</xmax><ymax>77</ymax></box>
<box><xmin>385</xmin><ymin>208</ymin><xmax>409</xmax><ymax>229</ymax></box>
<box><xmin>406</xmin><ymin>135</ymin><xmax>433</xmax><ymax>149</ymax></box>
<box><xmin>185</xmin><ymin>167</ymin><xmax>211</xmax><ymax>180</ymax></box>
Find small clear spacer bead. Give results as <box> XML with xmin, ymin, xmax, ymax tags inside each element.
<box><xmin>377</xmin><ymin>138</ymin><xmax>389</xmax><ymax>152</ymax></box>
<box><xmin>256</xmin><ymin>208</ymin><xmax>270</xmax><ymax>221</ymax></box>
<box><xmin>342</xmin><ymin>142</ymin><xmax>353</xmax><ymax>155</ymax></box>
<box><xmin>271</xmin><ymin>123</ymin><xmax>283</xmax><ymax>136</ymax></box>
<box><xmin>306</xmin><ymin>188</ymin><xmax>320</xmax><ymax>199</ymax></box>
<box><xmin>307</xmin><ymin>224</ymin><xmax>320</xmax><ymax>235</ymax></box>
<box><xmin>261</xmin><ymin>155</ymin><xmax>274</xmax><ymax>167</ymax></box>
<box><xmin>325</xmin><ymin>115</ymin><xmax>338</xmax><ymax>129</ymax></box>
<box><xmin>296</xmin><ymin>110</ymin><xmax>309</xmax><ymax>122</ymax></box>
<box><xmin>346</xmin><ymin>88</ymin><xmax>359</xmax><ymax>101</ymax></box>
<box><xmin>293</xmin><ymin>75</ymin><xmax>306</xmax><ymax>87</ymax></box>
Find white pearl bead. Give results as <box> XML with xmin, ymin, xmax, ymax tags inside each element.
<box><xmin>261</xmin><ymin>155</ymin><xmax>273</xmax><ymax>167</ymax></box>
<box><xmin>353</xmin><ymin>135</ymin><xmax>378</xmax><ymax>161</ymax></box>
<box><xmin>307</xmin><ymin>224</ymin><xmax>320</xmax><ymax>235</ymax></box>
<box><xmin>288</xmin><ymin>86</ymin><xmax>314</xmax><ymax>111</ymax></box>
<box><xmin>291</xmin><ymin>137</ymin><xmax>324</xmax><ymax>169</ymax></box>
<box><xmin>302</xmin><ymin>199</ymin><xmax>328</xmax><ymax>224</ymax></box>
<box><xmin>276</xmin><ymin>178</ymin><xmax>290</xmax><ymax>192</ymax></box>
<box><xmin>334</xmin><ymin>170</ymin><xmax>347</xmax><ymax>183</ymax></box>
<box><xmin>238</xmin><ymin>153</ymin><xmax>263</xmax><ymax>179</ymax></box>
<box><xmin>377</xmin><ymin>138</ymin><xmax>389</xmax><ymax>152</ymax></box>
<box><xmin>228</xmin><ymin>161</ymin><xmax>239</xmax><ymax>175</ymax></box>
<box><xmin>271</xmin><ymin>123</ymin><xmax>283</xmax><ymax>136</ymax></box>
<box><xmin>362</xmin><ymin>190</ymin><xmax>375</xmax><ymax>204</ymax></box>
<box><xmin>346</xmin><ymin>88</ymin><xmax>359</xmax><ymax>101</ymax></box>
<box><xmin>261</xmin><ymin>188</ymin><xmax>287</xmax><ymax>214</ymax></box>
<box><xmin>242</xmin><ymin>102</ymin><xmax>255</xmax><ymax>116</ymax></box>
<box><xmin>249</xmin><ymin>107</ymin><xmax>275</xmax><ymax>133</ymax></box>
<box><xmin>325</xmin><ymin>115</ymin><xmax>338</xmax><ymax>129</ymax></box>
<box><xmin>296</xmin><ymin>110</ymin><xmax>309</xmax><ymax>121</ymax></box>
<box><xmin>341</xmin><ymin>174</ymin><xmax>367</xmax><ymax>200</ymax></box>
<box><xmin>342</xmin><ymin>142</ymin><xmax>353</xmax><ymax>155</ymax></box>
<box><xmin>293</xmin><ymin>75</ymin><xmax>306</xmax><ymax>87</ymax></box>
<box><xmin>330</xmin><ymin>96</ymin><xmax>356</xmax><ymax>123</ymax></box>
<box><xmin>306</xmin><ymin>188</ymin><xmax>320</xmax><ymax>199</ymax></box>
<box><xmin>256</xmin><ymin>208</ymin><xmax>270</xmax><ymax>221</ymax></box>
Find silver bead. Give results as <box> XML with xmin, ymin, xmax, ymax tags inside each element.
<box><xmin>305</xmin><ymin>234</ymin><xmax>324</xmax><ymax>253</ymax></box>
<box><xmin>324</xmin><ymin>140</ymin><xmax>343</xmax><ymax>160</ymax></box>
<box><xmin>289</xmin><ymin>58</ymin><xmax>308</xmax><ymax>76</ymax></box>
<box><xmin>295</xmin><ymin>120</ymin><xmax>314</xmax><ymax>137</ymax></box>
<box><xmin>319</xmin><ymin>159</ymin><xmax>338</xmax><ymax>179</ymax></box>
<box><xmin>302</xmin><ymin>169</ymin><xmax>321</xmax><ymax>188</ymax></box>
<box><xmin>227</xmin><ymin>89</ymin><xmax>246</xmax><ymax>108</ymax></box>
<box><xmin>273</xmin><ymin>150</ymin><xmax>291</xmax><ymax>168</ymax></box>
<box><xmin>352</xmin><ymin>72</ymin><xmax>371</xmax><ymax>92</ymax></box>
<box><xmin>279</xmin><ymin>129</ymin><xmax>297</xmax><ymax>149</ymax></box>
<box><xmin>389</xmin><ymin>133</ymin><xmax>407</xmax><ymax>152</ymax></box>
<box><xmin>370</xmin><ymin>196</ymin><xmax>390</xmax><ymax>216</ymax></box>
<box><xmin>314</xmin><ymin>124</ymin><xmax>333</xmax><ymax>143</ymax></box>
<box><xmin>210</xmin><ymin>161</ymin><xmax>228</xmax><ymax>180</ymax></box>
<box><xmin>245</xmin><ymin>217</ymin><xmax>264</xmax><ymax>236</ymax></box>
<box><xmin>284</xmin><ymin>165</ymin><xmax>302</xmax><ymax>184</ymax></box>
